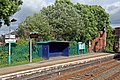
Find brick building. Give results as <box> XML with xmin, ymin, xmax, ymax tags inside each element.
<box><xmin>115</xmin><ymin>27</ymin><xmax>120</xmax><ymax>52</ymax></box>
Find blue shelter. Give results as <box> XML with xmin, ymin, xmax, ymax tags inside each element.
<box><xmin>36</xmin><ymin>41</ymin><xmax>69</xmax><ymax>59</ymax></box>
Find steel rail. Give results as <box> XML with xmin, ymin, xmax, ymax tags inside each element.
<box><xmin>53</xmin><ymin>60</ymin><xmax>116</xmax><ymax>80</ymax></box>
<box><xmin>81</xmin><ymin>63</ymin><xmax>120</xmax><ymax>80</ymax></box>
<box><xmin>106</xmin><ymin>70</ymin><xmax>120</xmax><ymax>80</ymax></box>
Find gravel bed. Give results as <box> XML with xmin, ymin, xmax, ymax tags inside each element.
<box><xmin>68</xmin><ymin>60</ymin><xmax>119</xmax><ymax>80</ymax></box>
<box><xmin>91</xmin><ymin>64</ymin><xmax>120</xmax><ymax>80</ymax></box>
<box><xmin>5</xmin><ymin>55</ymin><xmax>117</xmax><ymax>80</ymax></box>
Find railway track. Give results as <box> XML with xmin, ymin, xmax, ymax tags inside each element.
<box><xmin>56</xmin><ymin>60</ymin><xmax>118</xmax><ymax>80</ymax></box>
<box><xmin>107</xmin><ymin>71</ymin><xmax>120</xmax><ymax>80</ymax></box>
<box><xmin>0</xmin><ymin>53</ymin><xmax>117</xmax><ymax>80</ymax></box>
<box><xmin>21</xmin><ymin>54</ymin><xmax>116</xmax><ymax>80</ymax></box>
<box><xmin>56</xmin><ymin>60</ymin><xmax>120</xmax><ymax>80</ymax></box>
<box><xmin>29</xmin><ymin>59</ymin><xmax>119</xmax><ymax>80</ymax></box>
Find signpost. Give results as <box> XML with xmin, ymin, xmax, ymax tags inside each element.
<box><xmin>5</xmin><ymin>35</ymin><xmax>16</xmax><ymax>64</ymax></box>
<box><xmin>6</xmin><ymin>18</ymin><xmax>17</xmax><ymax>64</ymax></box>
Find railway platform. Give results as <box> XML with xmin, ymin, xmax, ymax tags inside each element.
<box><xmin>0</xmin><ymin>53</ymin><xmax>116</xmax><ymax>79</ymax></box>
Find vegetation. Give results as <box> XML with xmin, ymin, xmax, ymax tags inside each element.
<box><xmin>16</xmin><ymin>39</ymin><xmax>29</xmax><ymax>46</ymax></box>
<box><xmin>0</xmin><ymin>0</ymin><xmax>115</xmax><ymax>68</ymax></box>
<box><xmin>0</xmin><ymin>57</ymin><xmax>44</xmax><ymax>68</ymax></box>
<box><xmin>0</xmin><ymin>0</ymin><xmax>22</xmax><ymax>27</ymax></box>
<box><xmin>0</xmin><ymin>51</ymin><xmax>8</xmax><ymax>64</ymax></box>
<box><xmin>0</xmin><ymin>39</ymin><xmax>44</xmax><ymax>67</ymax></box>
<box><xmin>18</xmin><ymin>14</ymin><xmax>53</xmax><ymax>40</ymax></box>
<box><xmin>17</xmin><ymin>0</ymin><xmax>115</xmax><ymax>52</ymax></box>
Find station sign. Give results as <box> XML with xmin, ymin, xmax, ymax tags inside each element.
<box><xmin>78</xmin><ymin>42</ymin><xmax>85</xmax><ymax>50</ymax></box>
<box><xmin>5</xmin><ymin>35</ymin><xmax>15</xmax><ymax>39</ymax></box>
<box><xmin>5</xmin><ymin>39</ymin><xmax>16</xmax><ymax>43</ymax></box>
<box><xmin>5</xmin><ymin>35</ymin><xmax>16</xmax><ymax>43</ymax></box>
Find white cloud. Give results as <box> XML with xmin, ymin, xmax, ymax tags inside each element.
<box><xmin>22</xmin><ymin>0</ymin><xmax>47</xmax><ymax>12</ymax></box>
<box><xmin>105</xmin><ymin>1</ymin><xmax>120</xmax><ymax>26</ymax></box>
<box><xmin>1</xmin><ymin>0</ymin><xmax>120</xmax><ymax>35</ymax></box>
<box><xmin>106</xmin><ymin>1</ymin><xmax>120</xmax><ymax>15</ymax></box>
<box><xmin>0</xmin><ymin>0</ymin><xmax>54</xmax><ymax>35</ymax></box>
<box><xmin>72</xmin><ymin>0</ymin><xmax>120</xmax><ymax>27</ymax></box>
<box><xmin>13</xmin><ymin>0</ymin><xmax>54</xmax><ymax>22</ymax></box>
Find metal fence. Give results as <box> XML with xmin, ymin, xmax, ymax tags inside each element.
<box><xmin>69</xmin><ymin>45</ymin><xmax>88</xmax><ymax>56</ymax></box>
<box><xmin>0</xmin><ymin>45</ymin><xmax>40</xmax><ymax>63</ymax></box>
<box><xmin>69</xmin><ymin>45</ymin><xmax>78</xmax><ymax>55</ymax></box>
<box><xmin>11</xmin><ymin>45</ymin><xmax>29</xmax><ymax>62</ymax></box>
<box><xmin>0</xmin><ymin>43</ymin><xmax>88</xmax><ymax>64</ymax></box>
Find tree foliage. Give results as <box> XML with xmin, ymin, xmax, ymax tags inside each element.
<box><xmin>18</xmin><ymin>0</ymin><xmax>115</xmax><ymax>52</ymax></box>
<box><xmin>17</xmin><ymin>14</ymin><xmax>54</xmax><ymax>41</ymax></box>
<box><xmin>0</xmin><ymin>0</ymin><xmax>22</xmax><ymax>27</ymax></box>
<box><xmin>42</xmin><ymin>0</ymin><xmax>82</xmax><ymax>41</ymax></box>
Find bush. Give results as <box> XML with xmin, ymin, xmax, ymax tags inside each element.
<box><xmin>0</xmin><ymin>51</ymin><xmax>8</xmax><ymax>64</ymax></box>
<box><xmin>69</xmin><ymin>41</ymin><xmax>77</xmax><ymax>46</ymax></box>
<box><xmin>16</xmin><ymin>39</ymin><xmax>29</xmax><ymax>46</ymax></box>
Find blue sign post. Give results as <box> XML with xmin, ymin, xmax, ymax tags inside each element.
<box><xmin>8</xmin><ymin>42</ymin><xmax>11</xmax><ymax>64</ymax></box>
<box><xmin>5</xmin><ymin>35</ymin><xmax>16</xmax><ymax>64</ymax></box>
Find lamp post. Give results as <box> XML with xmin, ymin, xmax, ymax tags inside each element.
<box><xmin>103</xmin><ymin>27</ymin><xmax>106</xmax><ymax>51</ymax></box>
<box><xmin>8</xmin><ymin>19</ymin><xmax>17</xmax><ymax>64</ymax></box>
<box><xmin>29</xmin><ymin>32</ymin><xmax>38</xmax><ymax>62</ymax></box>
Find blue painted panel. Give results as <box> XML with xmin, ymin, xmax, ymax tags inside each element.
<box><xmin>49</xmin><ymin>52</ymin><xmax>63</xmax><ymax>57</ymax></box>
<box><xmin>37</xmin><ymin>41</ymin><xmax>69</xmax><ymax>59</ymax></box>
<box><xmin>49</xmin><ymin>42</ymin><xmax>69</xmax><ymax>57</ymax></box>
<box><xmin>42</xmin><ymin>45</ymin><xmax>49</xmax><ymax>59</ymax></box>
<box><xmin>63</xmin><ymin>46</ymin><xmax>69</xmax><ymax>56</ymax></box>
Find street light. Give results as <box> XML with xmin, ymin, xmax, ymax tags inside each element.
<box><xmin>29</xmin><ymin>32</ymin><xmax>39</xmax><ymax>62</ymax></box>
<box><xmin>8</xmin><ymin>18</ymin><xmax>17</xmax><ymax>64</ymax></box>
<box><xmin>103</xmin><ymin>27</ymin><xmax>106</xmax><ymax>51</ymax></box>
<box><xmin>11</xmin><ymin>18</ymin><xmax>17</xmax><ymax>22</ymax></box>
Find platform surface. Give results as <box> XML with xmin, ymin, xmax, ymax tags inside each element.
<box><xmin>0</xmin><ymin>53</ymin><xmax>114</xmax><ymax>76</ymax></box>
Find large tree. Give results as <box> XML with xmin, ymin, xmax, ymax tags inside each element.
<box><xmin>41</xmin><ymin>0</ymin><xmax>83</xmax><ymax>41</ymax></box>
<box><xmin>0</xmin><ymin>0</ymin><xmax>22</xmax><ymax>27</ymax></box>
<box><xmin>74</xmin><ymin>3</ymin><xmax>111</xmax><ymax>42</ymax></box>
<box><xmin>17</xmin><ymin>14</ymin><xmax>54</xmax><ymax>40</ymax></box>
<box><xmin>18</xmin><ymin>0</ymin><xmax>115</xmax><ymax>52</ymax></box>
<box><xmin>41</xmin><ymin>0</ymin><xmax>112</xmax><ymax>42</ymax></box>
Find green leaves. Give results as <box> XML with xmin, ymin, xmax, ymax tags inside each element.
<box><xmin>0</xmin><ymin>51</ymin><xmax>8</xmax><ymax>64</ymax></box>
<box><xmin>18</xmin><ymin>0</ymin><xmax>115</xmax><ymax>52</ymax></box>
<box><xmin>41</xmin><ymin>1</ymin><xmax>82</xmax><ymax>41</ymax></box>
<box><xmin>0</xmin><ymin>0</ymin><xmax>22</xmax><ymax>27</ymax></box>
<box><xmin>18</xmin><ymin>14</ymin><xmax>54</xmax><ymax>41</ymax></box>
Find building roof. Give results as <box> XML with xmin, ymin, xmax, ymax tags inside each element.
<box><xmin>36</xmin><ymin>40</ymin><xmax>69</xmax><ymax>44</ymax></box>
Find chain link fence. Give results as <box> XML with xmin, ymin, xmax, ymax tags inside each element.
<box><xmin>0</xmin><ymin>45</ymin><xmax>40</xmax><ymax>64</ymax></box>
<box><xmin>0</xmin><ymin>42</ymin><xmax>88</xmax><ymax>64</ymax></box>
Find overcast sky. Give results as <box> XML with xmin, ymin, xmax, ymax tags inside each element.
<box><xmin>0</xmin><ymin>0</ymin><xmax>120</xmax><ymax>35</ymax></box>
